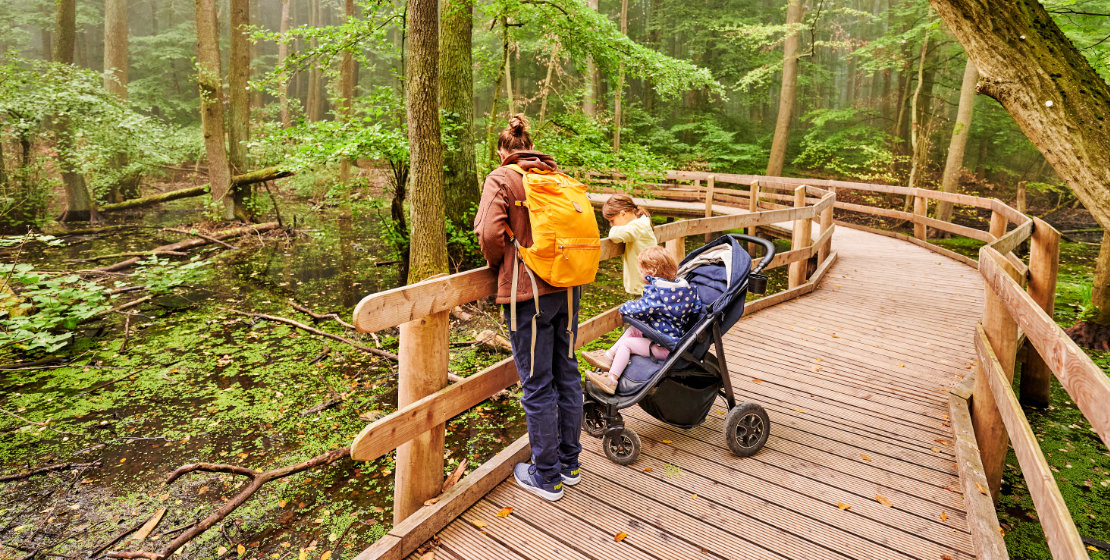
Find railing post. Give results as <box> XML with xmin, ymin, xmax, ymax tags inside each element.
<box><xmin>393</xmin><ymin>308</ymin><xmax>449</xmax><ymax>524</ymax></box>
<box><xmin>989</xmin><ymin>210</ymin><xmax>1008</xmax><ymax>241</ymax></box>
<box><xmin>913</xmin><ymin>193</ymin><xmax>927</xmax><ymax>239</ymax></box>
<box><xmin>704</xmin><ymin>175</ymin><xmax>716</xmax><ymax>243</ymax></box>
<box><xmin>665</xmin><ymin>236</ymin><xmax>685</xmax><ymax>264</ymax></box>
<box><xmin>818</xmin><ymin>195</ymin><xmax>834</xmax><ymax>264</ymax></box>
<box><xmin>748</xmin><ymin>181</ymin><xmax>760</xmax><ymax>255</ymax></box>
<box><xmin>788</xmin><ymin>185</ymin><xmax>812</xmax><ymax>289</ymax></box>
<box><xmin>973</xmin><ymin>253</ymin><xmax>1021</xmax><ymax>500</ymax></box>
<box><xmin>1019</xmin><ymin>218</ymin><xmax>1060</xmax><ymax>408</ymax></box>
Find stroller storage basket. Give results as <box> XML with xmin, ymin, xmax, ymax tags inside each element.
<box><xmin>640</xmin><ymin>368</ymin><xmax>721</xmax><ymax>429</ymax></box>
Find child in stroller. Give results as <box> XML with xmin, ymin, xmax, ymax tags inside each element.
<box><xmin>581</xmin><ymin>246</ymin><xmax>703</xmax><ymax>394</ymax></box>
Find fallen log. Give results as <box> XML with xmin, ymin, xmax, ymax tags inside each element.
<box><xmin>99</xmin><ymin>167</ymin><xmax>292</xmax><ymax>213</ymax></box>
<box><xmin>226</xmin><ymin>309</ymin><xmax>398</xmax><ymax>361</ymax></box>
<box><xmin>95</xmin><ymin>222</ymin><xmax>281</xmax><ymax>272</ymax></box>
<box><xmin>0</xmin><ymin>461</ymin><xmax>100</xmax><ymax>483</ymax></box>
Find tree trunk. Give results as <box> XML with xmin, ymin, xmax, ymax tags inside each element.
<box><xmin>229</xmin><ymin>0</ymin><xmax>252</xmax><ymax>220</ymax></box>
<box><xmin>613</xmin><ymin>0</ymin><xmax>628</xmax><ymax>153</ymax></box>
<box><xmin>278</xmin><ymin>0</ymin><xmax>292</xmax><ymax>127</ymax></box>
<box><xmin>538</xmin><ymin>44</ymin><xmax>559</xmax><ymax>129</ymax></box>
<box><xmin>485</xmin><ymin>21</ymin><xmax>509</xmax><ymax>163</ymax></box>
<box><xmin>54</xmin><ymin>0</ymin><xmax>99</xmax><ymax>223</ymax></box>
<box><xmin>398</xmin><ymin>0</ymin><xmax>447</xmax><ymax>524</ymax></box>
<box><xmin>936</xmin><ymin>58</ymin><xmax>978</xmax><ymax>223</ymax></box>
<box><xmin>194</xmin><ymin>0</ymin><xmax>234</xmax><ymax>220</ymax></box>
<box><xmin>339</xmin><ymin>0</ymin><xmax>357</xmax><ymax>184</ymax></box>
<box><xmin>306</xmin><ymin>0</ymin><xmax>322</xmax><ymax>121</ymax></box>
<box><xmin>440</xmin><ymin>0</ymin><xmax>479</xmax><ymax>223</ymax></box>
<box><xmin>765</xmin><ymin>0</ymin><xmax>806</xmax><ymax>177</ymax></box>
<box><xmin>503</xmin><ymin>19</ymin><xmax>514</xmax><ymax>116</ymax></box>
<box><xmin>583</xmin><ymin>0</ymin><xmax>599</xmax><ymax>117</ymax></box>
<box><xmin>104</xmin><ymin>0</ymin><xmax>141</xmax><ymax>202</ymax></box>
<box><xmin>905</xmin><ymin>30</ymin><xmax>934</xmax><ymax>195</ymax></box>
<box><xmin>930</xmin><ymin>0</ymin><xmax>1110</xmax><ymax>326</ymax></box>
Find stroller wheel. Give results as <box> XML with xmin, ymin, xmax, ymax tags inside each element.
<box><xmin>583</xmin><ymin>402</ymin><xmax>607</xmax><ymax>438</ymax></box>
<box><xmin>602</xmin><ymin>429</ymin><xmax>641</xmax><ymax>465</ymax></box>
<box><xmin>724</xmin><ymin>403</ymin><xmax>770</xmax><ymax>457</ymax></box>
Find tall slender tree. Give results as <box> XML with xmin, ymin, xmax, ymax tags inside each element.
<box><xmin>54</xmin><ymin>0</ymin><xmax>99</xmax><ymax>222</ymax></box>
<box><xmin>613</xmin><ymin>0</ymin><xmax>628</xmax><ymax>152</ymax></box>
<box><xmin>936</xmin><ymin>58</ymin><xmax>978</xmax><ymax>223</ymax></box>
<box><xmin>278</xmin><ymin>0</ymin><xmax>292</xmax><ymax>128</ymax></box>
<box><xmin>766</xmin><ymin>0</ymin><xmax>806</xmax><ymax>176</ymax></box>
<box><xmin>228</xmin><ymin>0</ymin><xmax>252</xmax><ymax>219</ymax></box>
<box><xmin>440</xmin><ymin>0</ymin><xmax>479</xmax><ymax>223</ymax></box>
<box><xmin>104</xmin><ymin>0</ymin><xmax>139</xmax><ymax>202</ymax></box>
<box><xmin>194</xmin><ymin>0</ymin><xmax>234</xmax><ymax>220</ymax></box>
<box><xmin>928</xmin><ymin>0</ymin><xmax>1110</xmax><ymax>343</ymax></box>
<box><xmin>339</xmin><ymin>0</ymin><xmax>356</xmax><ymax>184</ymax></box>
<box><xmin>583</xmin><ymin>0</ymin><xmax>599</xmax><ymax>117</ymax></box>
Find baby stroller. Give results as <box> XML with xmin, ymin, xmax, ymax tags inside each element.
<box><xmin>583</xmin><ymin>234</ymin><xmax>776</xmax><ymax>465</ymax></box>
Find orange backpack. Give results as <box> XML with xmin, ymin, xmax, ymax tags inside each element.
<box><xmin>503</xmin><ymin>164</ymin><xmax>601</xmax><ymax>374</ymax></box>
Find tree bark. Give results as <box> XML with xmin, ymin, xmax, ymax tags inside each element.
<box><xmin>936</xmin><ymin>58</ymin><xmax>978</xmax><ymax>223</ymax></box>
<box><xmin>503</xmin><ymin>19</ymin><xmax>514</xmax><ymax>116</ymax></box>
<box><xmin>613</xmin><ymin>0</ymin><xmax>629</xmax><ymax>153</ymax></box>
<box><xmin>906</xmin><ymin>30</ymin><xmax>936</xmax><ymax>198</ymax></box>
<box><xmin>228</xmin><ymin>0</ymin><xmax>251</xmax><ymax>220</ymax></box>
<box><xmin>765</xmin><ymin>0</ymin><xmax>806</xmax><ymax>177</ymax></box>
<box><xmin>278</xmin><ymin>0</ymin><xmax>292</xmax><ymax>128</ymax></box>
<box><xmin>104</xmin><ymin>0</ymin><xmax>141</xmax><ymax>203</ymax></box>
<box><xmin>398</xmin><ymin>0</ymin><xmax>448</xmax><ymax>524</ymax></box>
<box><xmin>538</xmin><ymin>43</ymin><xmax>559</xmax><ymax>129</ymax></box>
<box><xmin>194</xmin><ymin>0</ymin><xmax>234</xmax><ymax>220</ymax></box>
<box><xmin>929</xmin><ymin>0</ymin><xmax>1110</xmax><ymax>323</ymax></box>
<box><xmin>339</xmin><ymin>0</ymin><xmax>357</xmax><ymax>184</ymax></box>
<box><xmin>583</xmin><ymin>0</ymin><xmax>600</xmax><ymax>117</ymax></box>
<box><xmin>440</xmin><ymin>0</ymin><xmax>480</xmax><ymax>223</ymax></box>
<box><xmin>306</xmin><ymin>0</ymin><xmax>322</xmax><ymax>121</ymax></box>
<box><xmin>53</xmin><ymin>0</ymin><xmax>100</xmax><ymax>223</ymax></box>
<box><xmin>99</xmin><ymin>167</ymin><xmax>291</xmax><ymax>213</ymax></box>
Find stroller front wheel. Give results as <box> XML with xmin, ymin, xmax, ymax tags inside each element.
<box><xmin>602</xmin><ymin>428</ymin><xmax>641</xmax><ymax>465</ymax></box>
<box><xmin>724</xmin><ymin>403</ymin><xmax>770</xmax><ymax>457</ymax></box>
<box><xmin>582</xmin><ymin>402</ymin><xmax>607</xmax><ymax>438</ymax></box>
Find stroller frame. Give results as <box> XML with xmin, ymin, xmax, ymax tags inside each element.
<box><xmin>583</xmin><ymin>234</ymin><xmax>777</xmax><ymax>465</ymax></box>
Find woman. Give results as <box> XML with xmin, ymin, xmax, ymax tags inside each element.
<box><xmin>473</xmin><ymin>114</ymin><xmax>582</xmax><ymax>502</ymax></box>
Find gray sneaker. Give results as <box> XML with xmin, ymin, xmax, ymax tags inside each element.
<box><xmin>560</xmin><ymin>463</ymin><xmax>580</xmax><ymax>486</ymax></box>
<box><xmin>513</xmin><ymin>462</ymin><xmax>563</xmax><ymax>501</ymax></box>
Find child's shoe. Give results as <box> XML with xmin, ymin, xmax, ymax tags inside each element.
<box><xmin>581</xmin><ymin>350</ymin><xmax>613</xmax><ymax>371</ymax></box>
<box><xmin>513</xmin><ymin>463</ymin><xmax>563</xmax><ymax>501</ymax></box>
<box><xmin>586</xmin><ymin>370</ymin><xmax>618</xmax><ymax>394</ymax></box>
<box><xmin>560</xmin><ymin>463</ymin><xmax>580</xmax><ymax>486</ymax></box>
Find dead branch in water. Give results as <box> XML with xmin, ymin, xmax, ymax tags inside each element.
<box><xmin>106</xmin><ymin>447</ymin><xmax>351</xmax><ymax>560</ymax></box>
<box><xmin>0</xmin><ymin>461</ymin><xmax>100</xmax><ymax>483</ymax></box>
<box><xmin>226</xmin><ymin>309</ymin><xmax>398</xmax><ymax>361</ymax></box>
<box><xmin>95</xmin><ymin>222</ymin><xmax>281</xmax><ymax>272</ymax></box>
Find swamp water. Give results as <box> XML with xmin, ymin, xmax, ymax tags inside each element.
<box><xmin>0</xmin><ymin>196</ymin><xmax>631</xmax><ymax>559</ymax></box>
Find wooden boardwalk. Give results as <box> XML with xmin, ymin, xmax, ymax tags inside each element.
<box><xmin>409</xmin><ymin>225</ymin><xmax>985</xmax><ymax>560</ymax></box>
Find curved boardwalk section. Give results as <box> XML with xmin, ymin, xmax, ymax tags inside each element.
<box><xmin>404</xmin><ymin>226</ymin><xmax>984</xmax><ymax>560</ymax></box>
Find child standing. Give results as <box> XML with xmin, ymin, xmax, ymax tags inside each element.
<box><xmin>602</xmin><ymin>194</ymin><xmax>657</xmax><ymax>295</ymax></box>
<box><xmin>581</xmin><ymin>246</ymin><xmax>703</xmax><ymax>394</ymax></box>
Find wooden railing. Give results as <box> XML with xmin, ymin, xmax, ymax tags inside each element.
<box><xmin>349</xmin><ymin>182</ymin><xmax>836</xmax><ymax>560</ymax></box>
<box><xmin>620</xmin><ymin>170</ymin><xmax>1109</xmax><ymax>560</ymax></box>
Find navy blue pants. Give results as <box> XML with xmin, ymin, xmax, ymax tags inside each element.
<box><xmin>504</xmin><ymin>289</ymin><xmax>583</xmax><ymax>483</ymax></box>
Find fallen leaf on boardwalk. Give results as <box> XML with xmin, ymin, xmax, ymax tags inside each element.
<box><xmin>811</xmin><ymin>365</ymin><xmax>822</xmax><ymax>372</ymax></box>
<box><xmin>320</xmin><ymin>552</ymin><xmax>332</xmax><ymax>560</ymax></box>
<box><xmin>897</xmin><ymin>363</ymin><xmax>905</xmax><ymax>367</ymax></box>
<box><xmin>939</xmin><ymin>512</ymin><xmax>948</xmax><ymax>522</ymax></box>
<box><xmin>614</xmin><ymin>532</ymin><xmax>627</xmax><ymax>542</ymax></box>
<box><xmin>832</xmin><ymin>333</ymin><xmax>839</xmax><ymax>338</ymax></box>
<box><xmin>795</xmin><ymin>408</ymin><xmax>806</xmax><ymax>413</ymax></box>
<box><xmin>237</xmin><ymin>544</ymin><xmax>246</xmax><ymax>556</ymax></box>
<box><xmin>815</xmin><ymin>357</ymin><xmax>822</xmax><ymax>363</ymax></box>
<box><xmin>419</xmin><ymin>551</ymin><xmax>435</xmax><ymax>560</ymax></box>
<box><xmin>860</xmin><ymin>454</ymin><xmax>871</xmax><ymax>462</ymax></box>
<box><xmin>752</xmin><ymin>378</ymin><xmax>763</xmax><ymax>383</ymax></box>
<box><xmin>837</xmin><ymin>502</ymin><xmax>851</xmax><ymax>510</ymax></box>
<box><xmin>642</xmin><ymin>467</ymin><xmax>653</xmax><ymax>473</ymax></box>
<box><xmin>875</xmin><ymin>495</ymin><xmax>893</xmax><ymax>507</ymax></box>
<box><xmin>930</xmin><ymin>447</ymin><xmax>940</xmax><ymax>453</ymax></box>
<box><xmin>442</xmin><ymin>459</ymin><xmax>468</xmax><ymax>493</ymax></box>
<box><xmin>976</xmin><ymin>482</ymin><xmax>989</xmax><ymax>496</ymax></box>
<box><xmin>934</xmin><ymin>439</ymin><xmax>950</xmax><ymax>446</ymax></box>
<box><xmin>661</xmin><ymin>440</ymin><xmax>672</xmax><ymax>444</ymax></box>
<box><xmin>470</xmin><ymin>519</ymin><xmax>487</xmax><ymax>529</ymax></box>
<box><xmin>942</xmin><ymin>555</ymin><xmax>955</xmax><ymax>560</ymax></box>
<box><xmin>496</xmin><ymin>507</ymin><xmax>513</xmax><ymax>518</ymax></box>
<box><xmin>424</xmin><ymin>497</ymin><xmax>441</xmax><ymax>506</ymax></box>
<box><xmin>691</xmin><ymin>494</ymin><xmax>698</xmax><ymax>499</ymax></box>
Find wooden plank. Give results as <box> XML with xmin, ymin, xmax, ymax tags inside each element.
<box><xmin>989</xmin><ymin>218</ymin><xmax>1033</xmax><ymax>256</ymax></box>
<box><xmin>835</xmin><ymin>201</ymin><xmax>916</xmax><ymax>221</ymax></box>
<box><xmin>353</xmin><ymin>268</ymin><xmax>497</xmax><ymax>333</ymax></box>
<box><xmin>989</xmin><ymin>210</ymin><xmax>1008</xmax><ymax>241</ymax></box>
<box><xmin>992</xmin><ymin>198</ymin><xmax>1027</xmax><ymax>226</ymax></box>
<box><xmin>947</xmin><ymin>393</ymin><xmax>1009</xmax><ymax>560</ymax></box>
<box><xmin>913</xmin><ymin>195</ymin><xmax>927</xmax><ymax>239</ymax></box>
<box><xmin>789</xmin><ymin>187</ymin><xmax>813</xmax><ymax>289</ymax></box>
<box><xmin>818</xmin><ymin>199</ymin><xmax>834</xmax><ymax>264</ymax></box>
<box><xmin>653</xmin><ymin>205</ymin><xmax>812</xmax><ymax>243</ymax></box>
<box><xmin>975</xmin><ymin>323</ymin><xmax>1088</xmax><ymax>559</ymax></box>
<box><xmin>704</xmin><ymin>175</ymin><xmax>715</xmax><ymax>243</ymax></box>
<box><xmin>912</xmin><ymin>187</ymin><xmax>988</xmax><ymax>208</ymax></box>
<box><xmin>1020</xmin><ymin>219</ymin><xmax>1060</xmax><ymax>407</ymax></box>
<box><xmin>979</xmin><ymin>247</ymin><xmax>1110</xmax><ymax>449</ymax></box>
<box><xmin>835</xmin><ymin>221</ymin><xmax>979</xmax><ymax>268</ymax></box>
<box><xmin>764</xmin><ymin>246</ymin><xmax>811</xmax><ymax>270</ymax></box>
<box><xmin>916</xmin><ymin>215</ymin><xmax>993</xmax><ymax>242</ymax></box>
<box><xmin>745</xmin><ymin>252</ymin><xmax>837</xmax><ymax>315</ymax></box>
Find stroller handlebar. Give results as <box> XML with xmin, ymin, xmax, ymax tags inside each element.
<box><xmin>727</xmin><ymin>234</ymin><xmax>776</xmax><ymax>274</ymax></box>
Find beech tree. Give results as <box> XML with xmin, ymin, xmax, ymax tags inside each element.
<box><xmin>928</xmin><ymin>0</ymin><xmax>1110</xmax><ymax>342</ymax></box>
<box><xmin>194</xmin><ymin>0</ymin><xmax>234</xmax><ymax>220</ymax></box>
<box><xmin>228</xmin><ymin>0</ymin><xmax>251</xmax><ymax>219</ymax></box>
<box><xmin>765</xmin><ymin>0</ymin><xmax>805</xmax><ymax>177</ymax></box>
<box><xmin>440</xmin><ymin>0</ymin><xmax>479</xmax><ymax>222</ymax></box>
<box><xmin>936</xmin><ymin>58</ymin><xmax>978</xmax><ymax>223</ymax></box>
<box><xmin>54</xmin><ymin>0</ymin><xmax>99</xmax><ymax>222</ymax></box>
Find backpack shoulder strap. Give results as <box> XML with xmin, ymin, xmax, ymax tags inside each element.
<box><xmin>502</xmin><ymin>164</ymin><xmax>527</xmax><ymax>176</ymax></box>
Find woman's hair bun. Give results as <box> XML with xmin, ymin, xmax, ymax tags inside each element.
<box><xmin>508</xmin><ymin>113</ymin><xmax>529</xmax><ymax>136</ymax></box>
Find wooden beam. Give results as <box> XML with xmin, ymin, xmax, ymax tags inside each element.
<box><xmin>979</xmin><ymin>247</ymin><xmax>1110</xmax><ymax>449</ymax></box>
<box><xmin>991</xmin><ymin>198</ymin><xmax>1028</xmax><ymax>227</ymax></box>
<box><xmin>989</xmin><ymin>210</ymin><xmax>1008</xmax><ymax>241</ymax></box>
<box><xmin>704</xmin><ymin>175</ymin><xmax>715</xmax><ymax>243</ymax></box>
<box><xmin>974</xmin><ymin>323</ymin><xmax>1088</xmax><ymax>559</ymax></box>
<box><xmin>818</xmin><ymin>195</ymin><xmax>834</xmax><ymax>264</ymax></box>
<box><xmin>989</xmin><ymin>218</ymin><xmax>1033</xmax><ymax>256</ymax></box>
<box><xmin>788</xmin><ymin>186</ymin><xmax>812</xmax><ymax>289</ymax></box>
<box><xmin>353</xmin><ymin>268</ymin><xmax>497</xmax><ymax>333</ymax></box>
<box><xmin>653</xmin><ymin>205</ymin><xmax>812</xmax><ymax>244</ymax></box>
<box><xmin>1019</xmin><ymin>219</ymin><xmax>1060</xmax><ymax>407</ymax></box>
<box><xmin>947</xmin><ymin>392</ymin><xmax>1009</xmax><ymax>560</ymax></box>
<box><xmin>834</xmin><ymin>201</ymin><xmax>917</xmax><ymax>221</ymax></box>
<box><xmin>835</xmin><ymin>221</ymin><xmax>979</xmax><ymax>268</ymax></box>
<box><xmin>745</xmin><ymin>251</ymin><xmax>837</xmax><ymax>315</ymax></box>
<box><xmin>913</xmin><ymin>195</ymin><xmax>927</xmax><ymax>239</ymax></box>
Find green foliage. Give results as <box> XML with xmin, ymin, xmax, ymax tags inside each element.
<box><xmin>133</xmin><ymin>256</ymin><xmax>212</xmax><ymax>295</ymax></box>
<box><xmin>792</xmin><ymin>108</ymin><xmax>900</xmax><ymax>182</ymax></box>
<box><xmin>538</xmin><ymin>111</ymin><xmax>669</xmax><ymax>182</ymax></box>
<box><xmin>0</xmin><ymin>264</ymin><xmax>112</xmax><ymax>353</ymax></box>
<box><xmin>665</xmin><ymin>117</ymin><xmax>769</xmax><ymax>173</ymax></box>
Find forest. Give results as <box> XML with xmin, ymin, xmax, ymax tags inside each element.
<box><xmin>1</xmin><ymin>0</ymin><xmax>1109</xmax><ymax>558</ymax></box>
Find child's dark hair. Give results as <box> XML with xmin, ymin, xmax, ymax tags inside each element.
<box><xmin>602</xmin><ymin>193</ymin><xmax>649</xmax><ymax>221</ymax></box>
<box><xmin>638</xmin><ymin>245</ymin><xmax>677</xmax><ymax>281</ymax></box>
<box><xmin>497</xmin><ymin>113</ymin><xmax>533</xmax><ymax>155</ymax></box>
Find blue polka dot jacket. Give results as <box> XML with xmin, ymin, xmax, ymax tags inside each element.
<box><xmin>618</xmin><ymin>276</ymin><xmax>704</xmax><ymax>345</ymax></box>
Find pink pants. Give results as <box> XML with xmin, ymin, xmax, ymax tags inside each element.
<box><xmin>608</xmin><ymin>327</ymin><xmax>670</xmax><ymax>377</ymax></box>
